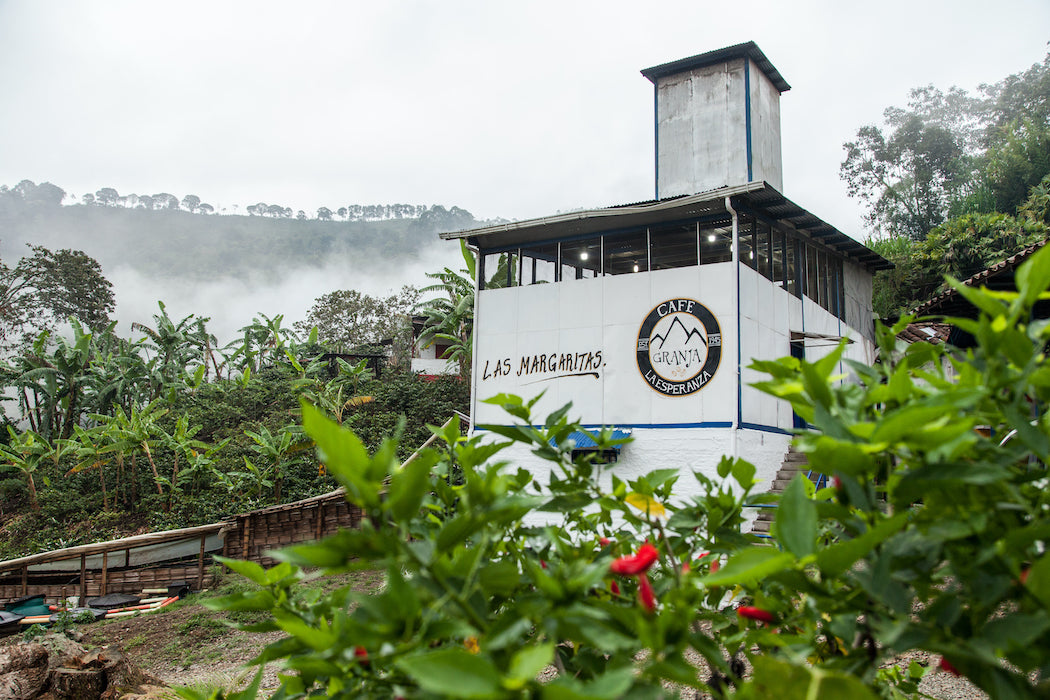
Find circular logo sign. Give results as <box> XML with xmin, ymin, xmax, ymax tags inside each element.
<box><xmin>636</xmin><ymin>298</ymin><xmax>721</xmax><ymax>396</ymax></box>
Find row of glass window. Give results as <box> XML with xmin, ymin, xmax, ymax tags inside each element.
<box><xmin>479</xmin><ymin>214</ymin><xmax>848</xmax><ymax>321</ymax></box>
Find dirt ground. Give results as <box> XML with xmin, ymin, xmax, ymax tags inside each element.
<box><xmin>67</xmin><ymin>569</ymin><xmax>386</xmax><ymax>696</ymax></box>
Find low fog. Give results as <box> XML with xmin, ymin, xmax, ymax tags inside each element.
<box><xmin>107</xmin><ymin>239</ymin><xmax>464</xmax><ymax>345</ymax></box>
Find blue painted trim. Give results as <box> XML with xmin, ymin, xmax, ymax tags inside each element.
<box><xmin>744</xmin><ymin>59</ymin><xmax>753</xmax><ymax>183</ymax></box>
<box><xmin>739</xmin><ymin>422</ymin><xmax>793</xmax><ymax>436</ymax></box>
<box><xmin>654</xmin><ymin>83</ymin><xmax>660</xmax><ymax>199</ymax></box>
<box><xmin>475</xmin><ymin>422</ymin><xmax>735</xmax><ymax>431</ymax></box>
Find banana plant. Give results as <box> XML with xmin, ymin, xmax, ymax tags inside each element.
<box><xmin>68</xmin><ymin>424</ymin><xmax>112</xmax><ymax>510</ymax></box>
<box><xmin>244</xmin><ymin>424</ymin><xmax>310</xmax><ymax>502</ymax></box>
<box><xmin>0</xmin><ymin>428</ymin><xmax>49</xmax><ymax>512</ymax></box>
<box><xmin>415</xmin><ymin>239</ymin><xmax>476</xmax><ymax>378</ymax></box>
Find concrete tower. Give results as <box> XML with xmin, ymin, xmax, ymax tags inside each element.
<box><xmin>641</xmin><ymin>42</ymin><xmax>790</xmax><ymax>199</ymax></box>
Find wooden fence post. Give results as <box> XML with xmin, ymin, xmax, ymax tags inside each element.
<box><xmin>79</xmin><ymin>554</ymin><xmax>87</xmax><ymax>604</ymax></box>
<box><xmin>197</xmin><ymin>535</ymin><xmax>206</xmax><ymax>591</ymax></box>
<box><xmin>101</xmin><ymin>552</ymin><xmax>108</xmax><ymax>596</ymax></box>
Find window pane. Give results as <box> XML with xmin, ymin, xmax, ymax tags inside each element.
<box><xmin>604</xmin><ymin>229</ymin><xmax>648</xmax><ymax>275</ymax></box>
<box><xmin>739</xmin><ymin>217</ymin><xmax>756</xmax><ymax>269</ymax></box>
<box><xmin>785</xmin><ymin>236</ymin><xmax>799</xmax><ymax>297</ymax></box>
<box><xmin>837</xmin><ymin>259</ymin><xmax>846</xmax><ymax>320</ymax></box>
<box><xmin>651</xmin><ymin>222</ymin><xmax>698</xmax><ymax>270</ymax></box>
<box><xmin>771</xmin><ymin>227</ymin><xmax>785</xmax><ymax>289</ymax></box>
<box><xmin>482</xmin><ymin>250</ymin><xmax>517</xmax><ymax>289</ymax></box>
<box><xmin>561</xmin><ymin>237</ymin><xmax>601</xmax><ymax>280</ymax></box>
<box><xmin>806</xmin><ymin>245</ymin><xmax>819</xmax><ymax>302</ymax></box>
<box><xmin>521</xmin><ymin>242</ymin><xmax>557</xmax><ymax>285</ymax></box>
<box><xmin>700</xmin><ymin>221</ymin><xmax>733</xmax><ymax>264</ymax></box>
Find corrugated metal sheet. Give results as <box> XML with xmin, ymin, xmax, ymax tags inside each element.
<box><xmin>640</xmin><ymin>41</ymin><xmax>791</xmax><ymax>93</ymax></box>
<box><xmin>442</xmin><ymin>182</ymin><xmax>892</xmax><ymax>273</ymax></box>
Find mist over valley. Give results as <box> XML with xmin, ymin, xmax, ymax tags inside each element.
<box><xmin>0</xmin><ymin>181</ymin><xmax>481</xmax><ymax>342</ymax></box>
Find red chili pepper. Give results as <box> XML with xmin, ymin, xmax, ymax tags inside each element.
<box><xmin>638</xmin><ymin>573</ymin><xmax>656</xmax><ymax>612</ymax></box>
<box><xmin>599</xmin><ymin>537</ymin><xmax>611</xmax><ymax>546</ymax></box>
<box><xmin>610</xmin><ymin>580</ymin><xmax>621</xmax><ymax>595</ymax></box>
<box><xmin>681</xmin><ymin>562</ymin><xmax>691</xmax><ymax>575</ymax></box>
<box><xmin>354</xmin><ymin>646</ymin><xmax>369</xmax><ymax>665</ymax></box>
<box><xmin>540</xmin><ymin>560</ymin><xmax>548</xmax><ymax>570</ymax></box>
<box><xmin>833</xmin><ymin>475</ymin><xmax>843</xmax><ymax>490</ymax></box>
<box><xmin>737</xmin><ymin>606</ymin><xmax>775</xmax><ymax>623</ymax></box>
<box><xmin>710</xmin><ymin>559</ymin><xmax>720</xmax><ymax>573</ymax></box>
<box><xmin>939</xmin><ymin>657</ymin><xmax>961</xmax><ymax>677</ymax></box>
<box><xmin>1020</xmin><ymin>568</ymin><xmax>1030</xmax><ymax>585</ymax></box>
<box><xmin>610</xmin><ymin>542</ymin><xmax>659</xmax><ymax>576</ymax></box>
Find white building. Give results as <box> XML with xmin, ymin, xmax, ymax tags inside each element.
<box><xmin>440</xmin><ymin>43</ymin><xmax>891</xmax><ymax>495</ymax></box>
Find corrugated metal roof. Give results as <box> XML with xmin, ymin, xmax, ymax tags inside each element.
<box><xmin>911</xmin><ymin>240</ymin><xmax>1048</xmax><ymax>317</ymax></box>
<box><xmin>441</xmin><ymin>182</ymin><xmax>892</xmax><ymax>273</ymax></box>
<box><xmin>640</xmin><ymin>41</ymin><xmax>790</xmax><ymax>93</ymax></box>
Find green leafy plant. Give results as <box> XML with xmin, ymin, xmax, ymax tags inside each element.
<box><xmin>194</xmin><ymin>244</ymin><xmax>1050</xmax><ymax>699</ymax></box>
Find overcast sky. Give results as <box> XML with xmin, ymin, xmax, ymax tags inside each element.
<box><xmin>1</xmin><ymin>0</ymin><xmax>1048</xmax><ymax>239</ymax></box>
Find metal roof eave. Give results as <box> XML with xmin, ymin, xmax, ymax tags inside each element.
<box><xmin>442</xmin><ymin>182</ymin><xmax>892</xmax><ymax>273</ymax></box>
<box><xmin>640</xmin><ymin>41</ymin><xmax>791</xmax><ymax>93</ymax></box>
<box><xmin>440</xmin><ymin>182</ymin><xmax>763</xmax><ymax>248</ymax></box>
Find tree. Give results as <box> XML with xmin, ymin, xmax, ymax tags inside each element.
<box><xmin>152</xmin><ymin>193</ymin><xmax>178</xmax><ymax>210</ymax></box>
<box><xmin>337</xmin><ymin>207</ymin><xmax>347</xmax><ymax>220</ymax></box>
<box><xmin>136</xmin><ymin>194</ymin><xmax>154</xmax><ymax>210</ymax></box>
<box><xmin>199</xmin><ymin>202</ymin><xmax>214</xmax><ymax>215</ymax></box>
<box><xmin>841</xmin><ymin>111</ymin><xmax>968</xmax><ymax>240</ymax></box>
<box><xmin>295</xmin><ymin>286</ymin><xmax>420</xmax><ymax>356</ymax></box>
<box><xmin>20</xmin><ymin>246</ymin><xmax>115</xmax><ymax>332</ymax></box>
<box><xmin>843</xmin><ymin>53</ymin><xmax>1050</xmax><ymax>239</ymax></box>
<box><xmin>95</xmin><ymin>187</ymin><xmax>120</xmax><ymax>207</ymax></box>
<box><xmin>12</xmin><ymin>181</ymin><xmax>65</xmax><ymax>207</ymax></box>
<box><xmin>296</xmin><ymin>210</ymin><xmax>307</xmax><ymax>220</ymax></box>
<box><xmin>415</xmin><ymin>240</ymin><xmax>475</xmax><ymax>377</ymax></box>
<box><xmin>0</xmin><ymin>245</ymin><xmax>115</xmax><ymax>350</ymax></box>
<box><xmin>317</xmin><ymin>207</ymin><xmax>333</xmax><ymax>221</ymax></box>
<box><xmin>181</xmin><ymin>194</ymin><xmax>201</xmax><ymax>213</ymax></box>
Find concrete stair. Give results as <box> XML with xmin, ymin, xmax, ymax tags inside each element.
<box><xmin>751</xmin><ymin>446</ymin><xmax>819</xmax><ymax>535</ymax></box>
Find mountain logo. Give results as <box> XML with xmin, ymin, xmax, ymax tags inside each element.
<box><xmin>636</xmin><ymin>298</ymin><xmax>721</xmax><ymax>397</ymax></box>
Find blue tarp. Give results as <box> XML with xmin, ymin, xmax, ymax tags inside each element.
<box><xmin>551</xmin><ymin>429</ymin><xmax>632</xmax><ymax>449</ymax></box>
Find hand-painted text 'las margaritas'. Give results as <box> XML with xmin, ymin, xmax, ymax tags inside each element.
<box><xmin>481</xmin><ymin>350</ymin><xmax>603</xmax><ymax>382</ymax></box>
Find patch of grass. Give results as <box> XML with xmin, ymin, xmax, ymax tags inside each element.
<box><xmin>177</xmin><ymin>611</ymin><xmax>227</xmax><ymax>635</ymax></box>
<box><xmin>124</xmin><ymin>634</ymin><xmax>147</xmax><ymax>649</ymax></box>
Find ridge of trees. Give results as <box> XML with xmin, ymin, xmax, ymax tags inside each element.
<box><xmin>0</xmin><ymin>182</ymin><xmax>483</xmax><ymax>282</ymax></box>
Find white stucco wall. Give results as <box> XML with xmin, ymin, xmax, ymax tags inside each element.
<box><xmin>472</xmin><ymin>254</ymin><xmax>875</xmax><ymax>508</ymax></box>
<box><xmin>480</xmin><ymin>425</ymin><xmax>790</xmax><ymax>528</ymax></box>
<box><xmin>844</xmin><ymin>264</ymin><xmax>875</xmax><ymax>344</ymax></box>
<box><xmin>473</xmin><ymin>264</ymin><xmax>738</xmax><ymax>428</ymax></box>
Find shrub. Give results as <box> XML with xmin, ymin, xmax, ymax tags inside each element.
<box><xmin>194</xmin><ymin>247</ymin><xmax>1050</xmax><ymax>698</ymax></box>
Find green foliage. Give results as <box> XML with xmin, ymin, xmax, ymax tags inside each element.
<box><xmin>868</xmin><ymin>183</ymin><xmax>1050</xmax><ymax>317</ymax></box>
<box><xmin>202</xmin><ymin>248</ymin><xmax>1050</xmax><ymax>698</ymax></box>
<box><xmin>843</xmin><ymin>53</ymin><xmax>1050</xmax><ymax>240</ymax></box>
<box><xmin>294</xmin><ymin>286</ymin><xmax>420</xmax><ymax>363</ymax></box>
<box><xmin>415</xmin><ymin>240</ymin><xmax>476</xmax><ymax>377</ymax></box>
